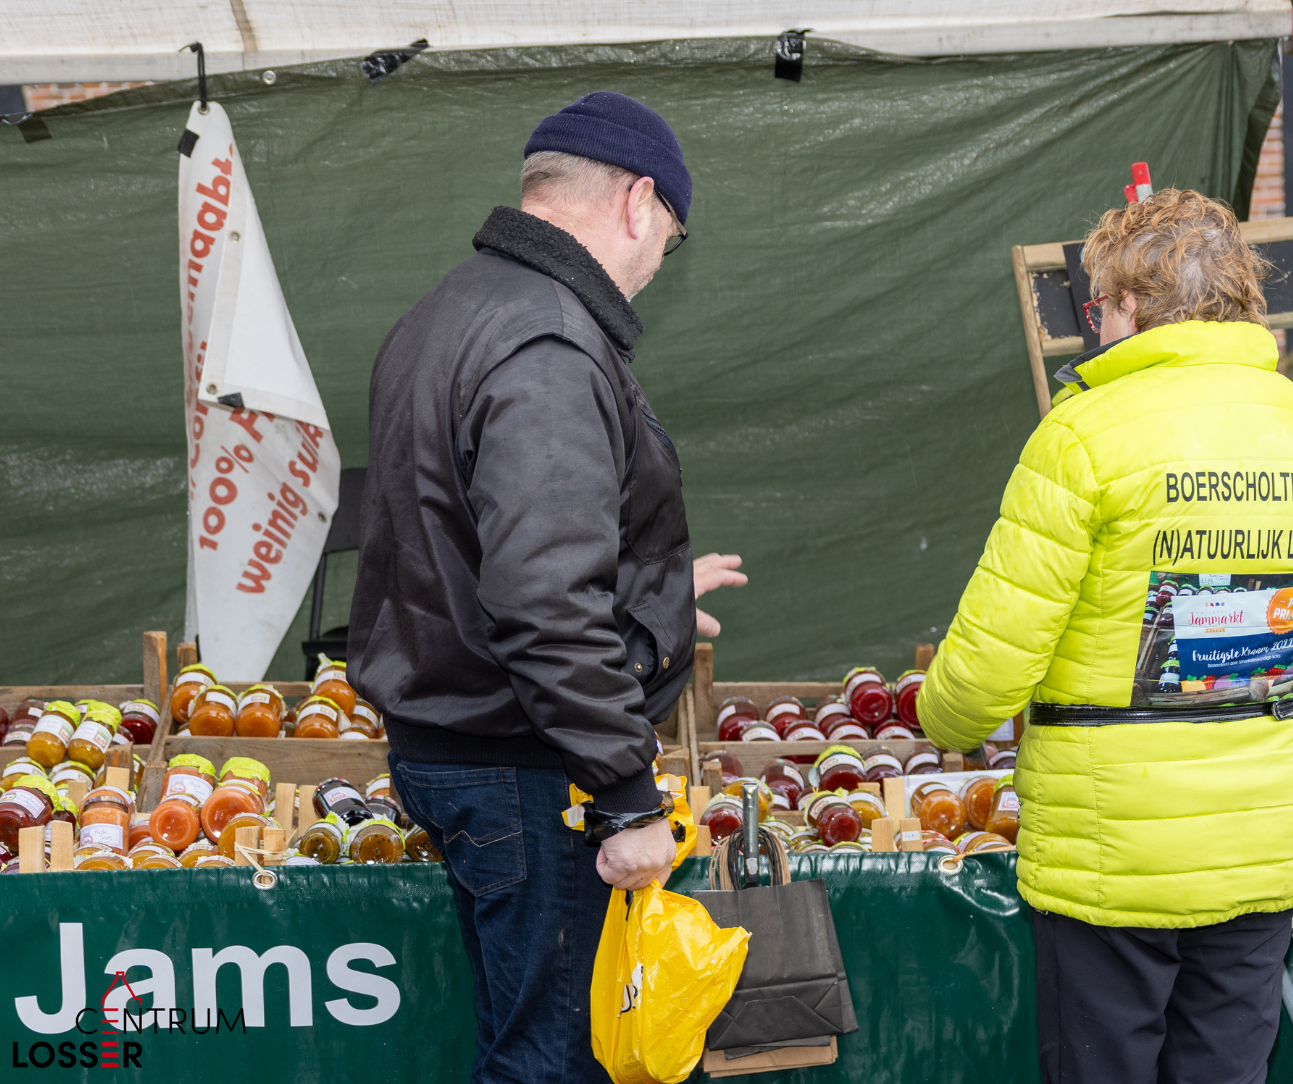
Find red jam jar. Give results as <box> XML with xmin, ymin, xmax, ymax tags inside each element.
<box><xmin>117</xmin><ymin>700</ymin><xmax>160</xmax><ymax>745</ymax></box>
<box><xmin>862</xmin><ymin>752</ymin><xmax>903</xmax><ymax>783</ymax></box>
<box><xmin>904</xmin><ymin>750</ymin><xmax>942</xmax><ymax>775</ymax></box>
<box><xmin>740</xmin><ymin>721</ymin><xmax>780</xmax><ymax>743</ymax></box>
<box><xmin>814</xmin><ymin>745</ymin><xmax>866</xmax><ymax>792</ymax></box>
<box><xmin>699</xmin><ymin>796</ymin><xmax>744</xmax><ymax>841</ymax></box>
<box><xmin>0</xmin><ymin>775</ymin><xmax>54</xmax><ymax>853</ymax></box>
<box><xmin>706</xmin><ymin>750</ymin><xmax>744</xmax><ymax>786</ymax></box>
<box><xmin>843</xmin><ymin>667</ymin><xmax>894</xmax><ymax>725</ymax></box>
<box><xmin>988</xmin><ymin>749</ymin><xmax>1017</xmax><ymax>770</ymax></box>
<box><xmin>893</xmin><ymin>670</ymin><xmax>925</xmax><ymax>728</ymax></box>
<box><xmin>760</xmin><ymin>758</ymin><xmax>806</xmax><ymax>810</ymax></box>
<box><xmin>823</xmin><ymin>715</ymin><xmax>870</xmax><ymax>741</ymax></box>
<box><xmin>813</xmin><ymin>695</ymin><xmax>852</xmax><ymax>730</ymax></box>
<box><xmin>716</xmin><ymin>697</ymin><xmax>758</xmax><ymax>742</ymax></box>
<box><xmin>875</xmin><ymin>723</ymin><xmax>917</xmax><ymax>742</ymax></box>
<box><xmin>764</xmin><ymin>695</ymin><xmax>806</xmax><ymax>736</ymax></box>
<box><xmin>805</xmin><ymin>792</ymin><xmax>862</xmax><ymax>846</ymax></box>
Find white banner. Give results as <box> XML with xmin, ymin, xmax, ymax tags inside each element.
<box><xmin>179</xmin><ymin>101</ymin><xmax>340</xmax><ymax>680</ymax></box>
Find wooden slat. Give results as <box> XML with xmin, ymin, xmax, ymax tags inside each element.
<box><xmin>1020</xmin><ymin>241</ymin><xmax>1067</xmax><ymax>271</ymax></box>
<box><xmin>162</xmin><ymin>736</ymin><xmax>391</xmax><ymax>788</ymax></box>
<box><xmin>142</xmin><ymin>631</ymin><xmax>167</xmax><ymax>710</ymax></box>
<box><xmin>914</xmin><ymin>642</ymin><xmax>936</xmax><ymax>671</ymax></box>
<box><xmin>0</xmin><ymin>685</ymin><xmax>142</xmax><ymax>711</ymax></box>
<box><xmin>1239</xmin><ymin>217</ymin><xmax>1293</xmax><ymax>245</ymax></box>
<box><xmin>682</xmin><ymin>685</ymin><xmax>701</xmax><ymax>788</ymax></box>
<box><xmin>1014</xmin><ymin>244</ymin><xmax>1053</xmax><ymax>419</ymax></box>
<box><xmin>176</xmin><ymin>642</ymin><xmax>198</xmax><ymax>670</ymax></box>
<box><xmin>693</xmin><ymin>642</ymin><xmax>714</xmax><ymax>734</ymax></box>
<box><xmin>1041</xmin><ymin>335</ymin><xmax>1085</xmax><ymax>357</ymax></box>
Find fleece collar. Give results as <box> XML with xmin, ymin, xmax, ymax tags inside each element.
<box><xmin>473</xmin><ymin>205</ymin><xmax>643</xmax><ymax>357</ymax></box>
<box><xmin>1053</xmin><ymin>320</ymin><xmax>1278</xmax><ymax>394</ymax></box>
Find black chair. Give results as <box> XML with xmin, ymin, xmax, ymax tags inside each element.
<box><xmin>302</xmin><ymin>466</ymin><xmax>367</xmax><ymax>679</ymax></box>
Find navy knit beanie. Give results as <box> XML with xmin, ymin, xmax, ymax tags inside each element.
<box><xmin>524</xmin><ymin>92</ymin><xmax>692</xmax><ymax>224</ymax></box>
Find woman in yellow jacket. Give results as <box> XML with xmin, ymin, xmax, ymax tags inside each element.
<box><xmin>919</xmin><ymin>189</ymin><xmax>1293</xmax><ymax>1084</ymax></box>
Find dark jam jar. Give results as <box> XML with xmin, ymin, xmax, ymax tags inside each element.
<box><xmin>843</xmin><ymin>667</ymin><xmax>893</xmax><ymax>724</ymax></box>
<box><xmin>813</xmin><ymin>696</ymin><xmax>852</xmax><ymax>730</ymax></box>
<box><xmin>892</xmin><ymin>671</ymin><xmax>925</xmax><ymax>728</ymax></box>
<box><xmin>313</xmin><ymin>778</ymin><xmax>373</xmax><ymax>827</ymax></box>
<box><xmin>764</xmin><ymin>695</ymin><xmax>806</xmax><ymax>736</ymax></box>
<box><xmin>760</xmin><ymin>758</ymin><xmax>806</xmax><ymax>810</ymax></box>
<box><xmin>716</xmin><ymin>697</ymin><xmax>758</xmax><ymax>741</ymax></box>
<box><xmin>814</xmin><ymin>745</ymin><xmax>866</xmax><ymax>792</ymax></box>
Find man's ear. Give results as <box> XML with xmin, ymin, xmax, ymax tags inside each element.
<box><xmin>625</xmin><ymin>176</ymin><xmax>655</xmax><ymax>240</ymax></box>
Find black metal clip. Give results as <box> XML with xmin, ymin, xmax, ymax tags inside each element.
<box><xmin>182</xmin><ymin>42</ymin><xmax>209</xmax><ymax>112</ymax></box>
<box><xmin>775</xmin><ymin>29</ymin><xmax>811</xmax><ymax>82</ymax></box>
<box><xmin>360</xmin><ymin>38</ymin><xmax>429</xmax><ymax>83</ymax></box>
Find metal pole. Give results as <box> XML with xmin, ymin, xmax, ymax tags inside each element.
<box><xmin>741</xmin><ymin>781</ymin><xmax>760</xmax><ymax>888</ymax></box>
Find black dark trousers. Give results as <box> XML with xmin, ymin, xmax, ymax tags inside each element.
<box><xmin>1033</xmin><ymin>908</ymin><xmax>1291</xmax><ymax>1084</ymax></box>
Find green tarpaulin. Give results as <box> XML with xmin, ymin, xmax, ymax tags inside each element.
<box><xmin>0</xmin><ymin>38</ymin><xmax>1278</xmax><ymax>684</ymax></box>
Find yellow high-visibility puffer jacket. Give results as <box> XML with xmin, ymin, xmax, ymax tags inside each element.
<box><xmin>918</xmin><ymin>320</ymin><xmax>1293</xmax><ymax>928</ymax></box>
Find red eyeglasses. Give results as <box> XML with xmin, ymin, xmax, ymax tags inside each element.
<box><xmin>1082</xmin><ymin>295</ymin><xmax>1109</xmax><ymax>333</ymax></box>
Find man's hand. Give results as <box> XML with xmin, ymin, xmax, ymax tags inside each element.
<box><xmin>694</xmin><ymin>552</ymin><xmax>747</xmax><ymax>637</ymax></box>
<box><xmin>596</xmin><ymin>815</ymin><xmax>677</xmax><ymax>890</ymax></box>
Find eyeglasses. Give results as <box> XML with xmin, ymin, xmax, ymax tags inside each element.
<box><xmin>1082</xmin><ymin>294</ymin><xmax>1109</xmax><ymax>333</ymax></box>
<box><xmin>655</xmin><ymin>192</ymin><xmax>688</xmax><ymax>256</ymax></box>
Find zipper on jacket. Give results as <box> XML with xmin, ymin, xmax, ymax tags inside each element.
<box><xmin>642</xmin><ymin>411</ymin><xmax>681</xmax><ymax>472</ymax></box>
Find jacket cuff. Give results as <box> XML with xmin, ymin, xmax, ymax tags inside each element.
<box><xmin>592</xmin><ymin>768</ymin><xmax>661</xmax><ymax>814</ymax></box>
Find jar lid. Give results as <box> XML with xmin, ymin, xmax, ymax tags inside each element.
<box><xmin>13</xmin><ymin>774</ymin><xmax>57</xmax><ymax>801</ymax></box>
<box><xmin>994</xmin><ymin>773</ymin><xmax>1015</xmax><ymax>792</ymax></box>
<box><xmin>177</xmin><ymin>663</ymin><xmax>217</xmax><ymax>680</ymax></box>
<box><xmin>4</xmin><ymin>757</ymin><xmax>48</xmax><ymax>779</ymax></box>
<box><xmin>83</xmin><ymin>709</ymin><xmax>120</xmax><ymax>733</ymax></box>
<box><xmin>168</xmin><ymin>753</ymin><xmax>216</xmax><ymax>775</ymax></box>
<box><xmin>814</xmin><ymin>744</ymin><xmax>864</xmax><ymax>769</ymax></box>
<box><xmin>44</xmin><ymin>699</ymin><xmax>79</xmax><ymax>719</ymax></box>
<box><xmin>219</xmin><ymin>757</ymin><xmax>270</xmax><ymax>784</ymax></box>
<box><xmin>84</xmin><ymin>786</ymin><xmax>131</xmax><ymax>809</ymax></box>
<box><xmin>159</xmin><ymin>791</ymin><xmax>203</xmax><ymax>811</ymax></box>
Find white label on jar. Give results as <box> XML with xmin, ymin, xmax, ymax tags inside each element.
<box><xmin>239</xmin><ymin>691</ymin><xmax>272</xmax><ymax>707</ymax></box>
<box><xmin>989</xmin><ymin>751</ymin><xmax>1016</xmax><ymax>768</ymax></box>
<box><xmin>716</xmin><ymin>703</ymin><xmax>751</xmax><ymax>727</ymax></box>
<box><xmin>313</xmin><ymin>668</ymin><xmax>347</xmax><ymax>689</ymax></box>
<box><xmin>2</xmin><ymin>789</ymin><xmax>46</xmax><ymax>817</ymax></box>
<box><xmin>352</xmin><ymin>703</ymin><xmax>379</xmax><ymax>725</ymax></box>
<box><xmin>784</xmin><ymin>725</ymin><xmax>825</xmax><ymax>742</ymax></box>
<box><xmin>814</xmin><ymin>702</ymin><xmax>850</xmax><ymax>724</ymax></box>
<box><xmin>818</xmin><ymin>752</ymin><xmax>864</xmax><ymax>777</ymax></box>
<box><xmin>71</xmin><ymin>722</ymin><xmax>112</xmax><ymax>753</ymax></box>
<box><xmin>3</xmin><ymin>730</ymin><xmax>33</xmax><ymax>746</ymax></box>
<box><xmin>204</xmin><ymin>690</ymin><xmax>236</xmax><ymax>712</ymax></box>
<box><xmin>773</xmin><ymin>764</ymin><xmax>805</xmax><ymax>787</ymax></box>
<box><xmin>827</xmin><ymin>723</ymin><xmax>870</xmax><ymax>741</ymax></box>
<box><xmin>740</xmin><ymin>724</ymin><xmax>779</xmax><ymax>742</ymax></box>
<box><xmin>323</xmin><ymin>785</ymin><xmax>364</xmax><ymax>805</ymax></box>
<box><xmin>998</xmin><ymin>793</ymin><xmax>1021</xmax><ymax>812</ymax></box>
<box><xmin>33</xmin><ymin>714</ymin><xmax>75</xmax><ymax>744</ymax></box>
<box><xmin>165</xmin><ymin>774</ymin><xmax>214</xmax><ymax>803</ymax></box>
<box><xmin>766</xmin><ymin>702</ymin><xmax>802</xmax><ymax>721</ymax></box>
<box><xmin>905</xmin><ymin>752</ymin><xmax>941</xmax><ymax>772</ymax></box>
<box><xmin>338</xmin><ymin>731</ymin><xmax>369</xmax><ymax>741</ymax></box>
<box><xmin>80</xmin><ymin>823</ymin><xmax>124</xmax><ymax>850</ymax></box>
<box><xmin>121</xmin><ymin>701</ymin><xmax>161</xmax><ymax>724</ymax></box>
<box><xmin>2</xmin><ymin>760</ymin><xmax>36</xmax><ymax>779</ymax></box>
<box><xmin>876</xmin><ymin>725</ymin><xmax>915</xmax><ymax>741</ymax></box>
<box><xmin>845</xmin><ymin>671</ymin><xmax>884</xmax><ymax>698</ymax></box>
<box><xmin>863</xmin><ymin>754</ymin><xmax>902</xmax><ymax>774</ymax></box>
<box><xmin>900</xmin><ymin>830</ymin><xmax>921</xmax><ymax>843</ymax></box>
<box><xmin>177</xmin><ymin>671</ymin><xmax>213</xmax><ymax>688</ymax></box>
<box><xmin>111</xmin><ymin>731</ymin><xmax>130</xmax><ymax>746</ymax></box>
<box><xmin>303</xmin><ymin>703</ymin><xmax>338</xmax><ymax>722</ymax></box>
<box><xmin>365</xmin><ymin>778</ymin><xmax>390</xmax><ymax>798</ymax></box>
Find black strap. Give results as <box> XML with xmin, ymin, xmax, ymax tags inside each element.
<box><xmin>1031</xmin><ymin>700</ymin><xmax>1293</xmax><ymax>727</ymax></box>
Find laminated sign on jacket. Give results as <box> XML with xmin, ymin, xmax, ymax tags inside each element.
<box><xmin>919</xmin><ymin>320</ymin><xmax>1293</xmax><ymax>928</ymax></box>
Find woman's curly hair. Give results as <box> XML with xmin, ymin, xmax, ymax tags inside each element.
<box><xmin>1081</xmin><ymin>188</ymin><xmax>1269</xmax><ymax>330</ymax></box>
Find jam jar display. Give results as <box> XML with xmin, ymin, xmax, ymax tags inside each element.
<box><xmin>188</xmin><ymin>684</ymin><xmax>239</xmax><ymax>736</ymax></box>
<box><xmin>347</xmin><ymin>817</ymin><xmax>404</xmax><ymax>864</ymax></box>
<box><xmin>200</xmin><ymin>778</ymin><xmax>265</xmax><ymax>842</ymax></box>
<box><xmin>218</xmin><ymin>757</ymin><xmax>270</xmax><ymax>800</ymax></box>
<box><xmin>0</xmin><ymin>774</ymin><xmax>55</xmax><ymax>852</ymax></box>
<box><xmin>984</xmin><ymin>774</ymin><xmax>1020</xmax><ymax>844</ymax></box>
<box><xmin>893</xmin><ymin>670</ymin><xmax>926</xmax><ymax>728</ymax></box>
<box><xmin>169</xmin><ymin>663</ymin><xmax>217</xmax><ymax>726</ymax></box>
<box><xmin>843</xmin><ymin>666</ymin><xmax>894</xmax><ymax>725</ymax></box>
<box><xmin>815</xmin><ymin>745</ymin><xmax>866</xmax><ymax>792</ymax></box>
<box><xmin>27</xmin><ymin>701</ymin><xmax>81</xmax><ymax>769</ymax></box>
<box><xmin>117</xmin><ymin>700</ymin><xmax>161</xmax><ymax>745</ymax></box>
<box><xmin>300</xmin><ymin>815</ymin><xmax>346</xmax><ymax>864</ymax></box>
<box><xmin>162</xmin><ymin>754</ymin><xmax>216</xmax><ymax>803</ymax></box>
<box><xmin>311</xmin><ymin>659</ymin><xmax>357</xmax><ymax>716</ymax></box>
<box><xmin>67</xmin><ymin>707</ymin><xmax>120</xmax><ymax>773</ymax></box>
<box><xmin>234</xmin><ymin>685</ymin><xmax>284</xmax><ymax>737</ymax></box>
<box><xmin>716</xmin><ymin>696</ymin><xmax>759</xmax><ymax>741</ymax></box>
<box><xmin>2</xmin><ymin>757</ymin><xmax>47</xmax><ymax>792</ymax></box>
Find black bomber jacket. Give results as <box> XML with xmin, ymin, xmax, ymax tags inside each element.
<box><xmin>347</xmin><ymin>207</ymin><xmax>696</xmax><ymax>812</ymax></box>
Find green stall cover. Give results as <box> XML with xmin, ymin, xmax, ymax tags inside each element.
<box><xmin>0</xmin><ymin>38</ymin><xmax>1278</xmax><ymax>684</ymax></box>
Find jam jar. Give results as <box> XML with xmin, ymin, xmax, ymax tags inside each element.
<box><xmin>911</xmin><ymin>781</ymin><xmax>967</xmax><ymax>841</ymax></box>
<box><xmin>804</xmin><ymin>792</ymin><xmax>863</xmax><ymax>846</ymax></box>
<box><xmin>349</xmin><ymin>699</ymin><xmax>383</xmax><ymax>739</ymax></box>
<box><xmin>739</xmin><ymin>720</ymin><xmax>779</xmax><ymax>743</ymax></box>
<box><xmin>960</xmin><ymin>776</ymin><xmax>997</xmax><ymax>830</ymax></box>
<box><xmin>201</xmin><ymin>779</ymin><xmax>265</xmax><ymax>842</ymax></box>
<box><xmin>404</xmin><ymin>825</ymin><xmax>444</xmax><ymax>862</ymax></box>
<box><xmin>365</xmin><ymin>773</ymin><xmax>394</xmax><ymax>803</ymax></box>
<box><xmin>716</xmin><ymin>696</ymin><xmax>759</xmax><ymax>741</ymax></box>
<box><xmin>984</xmin><ymin>774</ymin><xmax>1020</xmax><ymax>844</ymax></box>
<box><xmin>988</xmin><ymin>748</ymin><xmax>1017</xmax><ymax>771</ymax></box>
<box><xmin>314</xmin><ymin>777</ymin><xmax>373</xmax><ymax>826</ymax></box>
<box><xmin>294</xmin><ymin>695</ymin><xmax>343</xmax><ymax>739</ymax></box>
<box><xmin>846</xmin><ymin>790</ymin><xmax>889</xmax><ymax>827</ymax></box>
<box><xmin>78</xmin><ymin>786</ymin><xmax>131</xmax><ymax>855</ymax></box>
<box><xmin>216</xmin><ymin>812</ymin><xmax>276</xmax><ymax>859</ymax></box>
<box><xmin>760</xmin><ymin>758</ymin><xmax>806</xmax><ymax>810</ymax></box>
<box><xmin>904</xmin><ymin>750</ymin><xmax>942</xmax><ymax>776</ymax></box>
<box><xmin>698</xmin><ymin>796</ymin><xmax>743</xmax><ymax>841</ymax></box>
<box><xmin>188</xmin><ymin>684</ymin><xmax>238</xmax><ymax>736</ymax></box>
<box><xmin>234</xmin><ymin>685</ymin><xmax>284</xmax><ymax>737</ymax></box>
<box><xmin>893</xmin><ymin>670</ymin><xmax>925</xmax><ymax>728</ymax></box>
<box><xmin>340</xmin><ymin>706</ymin><xmax>380</xmax><ymax>740</ymax></box>
<box><xmin>311</xmin><ymin>660</ymin><xmax>357</xmax><ymax>716</ymax></box>
<box><xmin>75</xmin><ymin>850</ymin><xmax>130</xmax><ymax>871</ymax></box>
<box><xmin>149</xmin><ymin>793</ymin><xmax>203</xmax><ymax>851</ymax></box>
<box><xmin>2</xmin><ymin>757</ymin><xmax>47</xmax><ymax>792</ymax></box>
<box><xmin>127</xmin><ymin>812</ymin><xmax>154</xmax><ymax>850</ymax></box>
<box><xmin>218</xmin><ymin>757</ymin><xmax>270</xmax><ymax>800</ymax></box>
<box><xmin>27</xmin><ymin>700</ymin><xmax>81</xmax><ymax>769</ymax></box>
<box><xmin>823</xmin><ymin>715</ymin><xmax>870</xmax><ymax>741</ymax></box>
<box><xmin>813</xmin><ymin>695</ymin><xmax>852</xmax><ymax>730</ymax></box>
<box><xmin>0</xmin><ymin>774</ymin><xmax>55</xmax><ymax>853</ymax></box>
<box><xmin>178</xmin><ymin>839</ymin><xmax>219</xmax><ymax>867</ymax></box>
<box><xmin>862</xmin><ymin>752</ymin><xmax>903</xmax><ymax>783</ymax></box>
<box><xmin>169</xmin><ymin>663</ymin><xmax>217</xmax><ymax>726</ymax></box>
<box><xmin>117</xmin><ymin>700</ymin><xmax>160</xmax><ymax>745</ymax></box>
<box><xmin>3</xmin><ymin>720</ymin><xmax>35</xmax><ymax>748</ymax></box>
<box><xmin>67</xmin><ymin>708</ymin><xmax>120</xmax><ymax>773</ymax></box>
<box><xmin>875</xmin><ymin>723</ymin><xmax>917</xmax><ymax>742</ymax></box>
<box><xmin>764</xmin><ymin>695</ymin><xmax>806</xmax><ymax>736</ymax></box>
<box><xmin>721</xmin><ymin>778</ymin><xmax>772</xmax><ymax>822</ymax></box>
<box><xmin>299</xmin><ymin>814</ymin><xmax>345</xmax><ymax>864</ymax></box>
<box><xmin>348</xmin><ymin>817</ymin><xmax>403</xmax><ymax>864</ymax></box>
<box><xmin>162</xmin><ymin>754</ymin><xmax>217</xmax><ymax>803</ymax></box>
<box><xmin>707</xmin><ymin>750</ymin><xmax>744</xmax><ymax>786</ymax></box>
<box><xmin>815</xmin><ymin>745</ymin><xmax>867</xmax><ymax>792</ymax></box>
<box><xmin>135</xmin><ymin>851</ymin><xmax>183</xmax><ymax>870</ymax></box>
<box><xmin>843</xmin><ymin>667</ymin><xmax>894</xmax><ymax>725</ymax></box>
<box><xmin>782</xmin><ymin>720</ymin><xmax>826</xmax><ymax>743</ymax></box>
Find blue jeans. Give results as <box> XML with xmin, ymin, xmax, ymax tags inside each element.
<box><xmin>389</xmin><ymin>753</ymin><xmax>613</xmax><ymax>1084</ymax></box>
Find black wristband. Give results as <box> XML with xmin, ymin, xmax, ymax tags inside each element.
<box><xmin>582</xmin><ymin>802</ymin><xmax>668</xmax><ymax>846</ymax></box>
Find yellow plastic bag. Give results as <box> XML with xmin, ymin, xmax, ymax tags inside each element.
<box><xmin>589</xmin><ymin>883</ymin><xmax>749</xmax><ymax>1084</ymax></box>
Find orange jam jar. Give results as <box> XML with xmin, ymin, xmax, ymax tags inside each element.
<box><xmin>0</xmin><ymin>774</ymin><xmax>55</xmax><ymax>853</ymax></box>
<box><xmin>311</xmin><ymin>660</ymin><xmax>357</xmax><ymax>716</ymax></box>
<box><xmin>960</xmin><ymin>775</ymin><xmax>997</xmax><ymax>830</ymax></box>
<box><xmin>984</xmin><ymin>774</ymin><xmax>1020</xmax><ymax>844</ymax></box>
<box><xmin>117</xmin><ymin>700</ymin><xmax>161</xmax><ymax>745</ymax></box>
<box><xmin>136</xmin><ymin>851</ymin><xmax>183</xmax><ymax>870</ymax></box>
<box><xmin>162</xmin><ymin>754</ymin><xmax>216</xmax><ymax>804</ymax></box>
<box><xmin>404</xmin><ymin>825</ymin><xmax>443</xmax><ymax>862</ymax></box>
<box><xmin>128</xmin><ymin>812</ymin><xmax>154</xmax><ymax>850</ymax></box>
<box><xmin>2</xmin><ymin>757</ymin><xmax>48</xmax><ymax>792</ymax></box>
<box><xmin>78</xmin><ymin>786</ymin><xmax>131</xmax><ymax>855</ymax></box>
<box><xmin>170</xmin><ymin>664</ymin><xmax>216</xmax><ymax>726</ymax></box>
<box><xmin>218</xmin><ymin>757</ymin><xmax>270</xmax><ymax>800</ymax></box>
<box><xmin>338</xmin><ymin>712</ymin><xmax>377</xmax><ymax>740</ymax></box>
<box><xmin>348</xmin><ymin>818</ymin><xmax>404</xmax><ymax>864</ymax></box>
<box><xmin>234</xmin><ymin>685</ymin><xmax>284</xmax><ymax>737</ymax></box>
<box><xmin>294</xmin><ymin>695</ymin><xmax>342</xmax><ymax>738</ymax></box>
<box><xmin>188</xmin><ymin>684</ymin><xmax>238</xmax><ymax>736</ymax></box>
<box><xmin>911</xmin><ymin>781</ymin><xmax>968</xmax><ymax>841</ymax></box>
<box><xmin>75</xmin><ymin>850</ymin><xmax>130</xmax><ymax>871</ymax></box>
<box><xmin>128</xmin><ymin>842</ymin><xmax>173</xmax><ymax>866</ymax></box>
<box><xmin>67</xmin><ymin>708</ymin><xmax>120</xmax><ymax>772</ymax></box>
<box><xmin>721</xmin><ymin>777</ymin><xmax>772</xmax><ymax>822</ymax></box>
<box><xmin>201</xmin><ymin>780</ymin><xmax>265</xmax><ymax>843</ymax></box>
<box><xmin>299</xmin><ymin>815</ymin><xmax>344</xmax><ymax>864</ymax></box>
<box><xmin>149</xmin><ymin>793</ymin><xmax>204</xmax><ymax>851</ymax></box>
<box><xmin>365</xmin><ymin>774</ymin><xmax>394</xmax><ymax>803</ymax></box>
<box><xmin>178</xmin><ymin>839</ymin><xmax>218</xmax><ymax>867</ymax></box>
<box><xmin>215</xmin><ymin>812</ymin><xmax>276</xmax><ymax>859</ymax></box>
<box><xmin>27</xmin><ymin>701</ymin><xmax>80</xmax><ymax>769</ymax></box>
<box><xmin>194</xmin><ymin>854</ymin><xmax>235</xmax><ymax>869</ymax></box>
<box><xmin>350</xmin><ymin>699</ymin><xmax>382</xmax><ymax>737</ymax></box>
<box><xmin>845</xmin><ymin>789</ymin><xmax>889</xmax><ymax>827</ymax></box>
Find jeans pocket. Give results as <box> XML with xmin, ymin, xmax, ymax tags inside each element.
<box><xmin>393</xmin><ymin>762</ymin><xmax>526</xmax><ymax>897</ymax></box>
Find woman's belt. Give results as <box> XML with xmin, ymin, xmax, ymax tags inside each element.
<box><xmin>1030</xmin><ymin>700</ymin><xmax>1293</xmax><ymax>727</ymax></box>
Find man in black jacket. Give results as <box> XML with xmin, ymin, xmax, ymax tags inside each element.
<box><xmin>349</xmin><ymin>92</ymin><xmax>741</xmax><ymax>1082</ymax></box>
